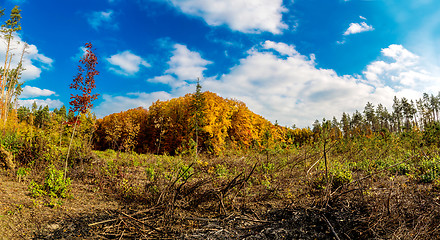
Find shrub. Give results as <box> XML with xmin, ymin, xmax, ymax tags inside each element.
<box><xmin>29</xmin><ymin>180</ymin><xmax>46</xmax><ymax>198</ymax></box>
<box><xmin>145</xmin><ymin>166</ymin><xmax>155</xmax><ymax>181</ymax></box>
<box><xmin>44</xmin><ymin>165</ymin><xmax>71</xmax><ymax>198</ymax></box>
<box><xmin>29</xmin><ymin>165</ymin><xmax>71</xmax><ymax>199</ymax></box>
<box><xmin>418</xmin><ymin>157</ymin><xmax>440</xmax><ymax>183</ymax></box>
<box><xmin>391</xmin><ymin>162</ymin><xmax>412</xmax><ymax>175</ymax></box>
<box><xmin>331</xmin><ymin>165</ymin><xmax>352</xmax><ymax>189</ymax></box>
<box><xmin>423</xmin><ymin>122</ymin><xmax>440</xmax><ymax>147</ymax></box>
<box><xmin>215</xmin><ymin>164</ymin><xmax>228</xmax><ymax>177</ymax></box>
<box><xmin>179</xmin><ymin>164</ymin><xmax>193</xmax><ymax>181</ymax></box>
<box><xmin>312</xmin><ymin>160</ymin><xmax>353</xmax><ymax>190</ymax></box>
<box><xmin>16</xmin><ymin>167</ymin><xmax>31</xmax><ymax>182</ymax></box>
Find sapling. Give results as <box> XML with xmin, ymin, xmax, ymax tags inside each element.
<box><xmin>64</xmin><ymin>42</ymin><xmax>99</xmax><ymax>182</ymax></box>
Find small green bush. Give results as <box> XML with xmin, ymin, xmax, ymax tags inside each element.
<box><xmin>215</xmin><ymin>164</ymin><xmax>228</xmax><ymax>177</ymax></box>
<box><xmin>312</xmin><ymin>160</ymin><xmax>353</xmax><ymax>190</ymax></box>
<box><xmin>418</xmin><ymin>157</ymin><xmax>440</xmax><ymax>183</ymax></box>
<box><xmin>331</xmin><ymin>166</ymin><xmax>352</xmax><ymax>188</ymax></box>
<box><xmin>44</xmin><ymin>165</ymin><xmax>71</xmax><ymax>198</ymax></box>
<box><xmin>29</xmin><ymin>180</ymin><xmax>46</xmax><ymax>198</ymax></box>
<box><xmin>16</xmin><ymin>167</ymin><xmax>31</xmax><ymax>182</ymax></box>
<box><xmin>28</xmin><ymin>165</ymin><xmax>71</xmax><ymax>199</ymax></box>
<box><xmin>145</xmin><ymin>166</ymin><xmax>155</xmax><ymax>181</ymax></box>
<box><xmin>391</xmin><ymin>162</ymin><xmax>412</xmax><ymax>175</ymax></box>
<box><xmin>260</xmin><ymin>162</ymin><xmax>275</xmax><ymax>174</ymax></box>
<box><xmin>179</xmin><ymin>164</ymin><xmax>193</xmax><ymax>180</ymax></box>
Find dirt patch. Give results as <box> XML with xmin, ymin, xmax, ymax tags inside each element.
<box><xmin>0</xmin><ymin>171</ymin><xmax>120</xmax><ymax>240</ymax></box>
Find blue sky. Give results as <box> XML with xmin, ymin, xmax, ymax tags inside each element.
<box><xmin>3</xmin><ymin>0</ymin><xmax>440</xmax><ymax>127</ymax></box>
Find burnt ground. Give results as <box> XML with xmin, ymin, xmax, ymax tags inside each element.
<box><xmin>30</xmin><ymin>204</ymin><xmax>367</xmax><ymax>240</ymax></box>
<box><xmin>2</xmin><ymin>169</ymin><xmax>440</xmax><ymax>240</ymax></box>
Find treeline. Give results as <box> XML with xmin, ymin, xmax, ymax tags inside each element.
<box><xmin>94</xmin><ymin>91</ymin><xmax>313</xmax><ymax>155</ymax></box>
<box><xmin>312</xmin><ymin>93</ymin><xmax>440</xmax><ymax>139</ymax></box>
<box><xmin>16</xmin><ymin>103</ymin><xmax>75</xmax><ymax>129</ymax></box>
<box><xmin>12</xmin><ymin>103</ymin><xmax>96</xmax><ymax>151</ymax></box>
<box><xmin>13</xmin><ymin>92</ymin><xmax>440</xmax><ymax>156</ymax></box>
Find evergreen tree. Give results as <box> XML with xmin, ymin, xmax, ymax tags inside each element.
<box><xmin>17</xmin><ymin>106</ymin><xmax>30</xmax><ymax>123</ymax></box>
<box><xmin>190</xmin><ymin>78</ymin><xmax>206</xmax><ymax>155</ymax></box>
<box><xmin>341</xmin><ymin>112</ymin><xmax>351</xmax><ymax>138</ymax></box>
<box><xmin>392</xmin><ymin>96</ymin><xmax>403</xmax><ymax>132</ymax></box>
<box><xmin>364</xmin><ymin>102</ymin><xmax>377</xmax><ymax>131</ymax></box>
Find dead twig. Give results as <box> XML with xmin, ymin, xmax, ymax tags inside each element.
<box><xmin>120</xmin><ymin>211</ymin><xmax>164</xmax><ymax>234</ymax></box>
<box><xmin>88</xmin><ymin>218</ymin><xmax>118</xmax><ymax>227</ymax></box>
<box><xmin>321</xmin><ymin>214</ymin><xmax>341</xmax><ymax>240</ymax></box>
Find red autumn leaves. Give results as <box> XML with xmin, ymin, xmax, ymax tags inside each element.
<box><xmin>69</xmin><ymin>42</ymin><xmax>99</xmax><ymax>115</ymax></box>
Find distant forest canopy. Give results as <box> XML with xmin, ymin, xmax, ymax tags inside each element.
<box><xmin>93</xmin><ymin>91</ymin><xmax>312</xmax><ymax>155</ymax></box>
<box><xmin>14</xmin><ymin>91</ymin><xmax>440</xmax><ymax>155</ymax></box>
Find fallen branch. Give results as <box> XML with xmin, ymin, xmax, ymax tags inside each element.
<box><xmin>120</xmin><ymin>211</ymin><xmax>164</xmax><ymax>234</ymax></box>
<box><xmin>321</xmin><ymin>214</ymin><xmax>341</xmax><ymax>240</ymax></box>
<box><xmin>88</xmin><ymin>218</ymin><xmax>117</xmax><ymax>227</ymax></box>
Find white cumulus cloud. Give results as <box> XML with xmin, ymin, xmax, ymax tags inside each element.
<box><xmin>164</xmin><ymin>0</ymin><xmax>288</xmax><ymax>34</ymax></box>
<box><xmin>18</xmin><ymin>98</ymin><xmax>63</xmax><ymax>109</ymax></box>
<box><xmin>344</xmin><ymin>22</ymin><xmax>374</xmax><ymax>35</ymax></box>
<box><xmin>107</xmin><ymin>50</ymin><xmax>150</xmax><ymax>76</ymax></box>
<box><xmin>166</xmin><ymin>44</ymin><xmax>212</xmax><ymax>81</ymax></box>
<box><xmin>20</xmin><ymin>86</ymin><xmax>56</xmax><ymax>99</ymax></box>
<box><xmin>97</xmin><ymin>41</ymin><xmax>440</xmax><ymax>128</ymax></box>
<box><xmin>363</xmin><ymin>44</ymin><xmax>439</xmax><ymax>92</ymax></box>
<box><xmin>147</xmin><ymin>43</ymin><xmax>212</xmax><ymax>87</ymax></box>
<box><xmin>262</xmin><ymin>40</ymin><xmax>299</xmax><ymax>57</ymax></box>
<box><xmin>0</xmin><ymin>34</ymin><xmax>53</xmax><ymax>81</ymax></box>
<box><xmin>94</xmin><ymin>91</ymin><xmax>172</xmax><ymax>118</ymax></box>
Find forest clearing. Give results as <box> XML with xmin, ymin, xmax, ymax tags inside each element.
<box><xmin>2</xmin><ymin>3</ymin><xmax>440</xmax><ymax>240</ymax></box>
<box><xmin>2</xmin><ymin>123</ymin><xmax>440</xmax><ymax>239</ymax></box>
<box><xmin>4</xmin><ymin>75</ymin><xmax>440</xmax><ymax>238</ymax></box>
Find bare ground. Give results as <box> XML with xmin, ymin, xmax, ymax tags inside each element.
<box><xmin>2</xmin><ymin>167</ymin><xmax>440</xmax><ymax>239</ymax></box>
<box><xmin>0</xmin><ymin>171</ymin><xmax>120</xmax><ymax>240</ymax></box>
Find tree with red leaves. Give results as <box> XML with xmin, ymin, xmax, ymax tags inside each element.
<box><xmin>64</xmin><ymin>42</ymin><xmax>99</xmax><ymax>181</ymax></box>
<box><xmin>69</xmin><ymin>42</ymin><xmax>99</xmax><ymax>114</ymax></box>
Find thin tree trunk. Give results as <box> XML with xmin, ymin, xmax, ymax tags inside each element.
<box><xmin>324</xmin><ymin>139</ymin><xmax>328</xmax><ymax>183</ymax></box>
<box><xmin>1</xmin><ymin>37</ymin><xmax>12</xmax><ymax>125</ymax></box>
<box><xmin>3</xmin><ymin>45</ymin><xmax>26</xmax><ymax>125</ymax></box>
<box><xmin>64</xmin><ymin>116</ymin><xmax>79</xmax><ymax>182</ymax></box>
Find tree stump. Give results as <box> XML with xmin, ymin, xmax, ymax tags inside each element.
<box><xmin>0</xmin><ymin>146</ymin><xmax>15</xmax><ymax>170</ymax></box>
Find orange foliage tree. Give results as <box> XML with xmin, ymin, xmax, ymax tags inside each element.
<box><xmin>94</xmin><ymin>91</ymin><xmax>313</xmax><ymax>155</ymax></box>
<box><xmin>95</xmin><ymin>107</ymin><xmax>147</xmax><ymax>152</ymax></box>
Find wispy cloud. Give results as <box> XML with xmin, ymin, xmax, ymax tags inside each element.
<box><xmin>87</xmin><ymin>10</ymin><xmax>118</xmax><ymax>30</ymax></box>
<box><xmin>107</xmin><ymin>50</ymin><xmax>150</xmax><ymax>76</ymax></box>
<box><xmin>162</xmin><ymin>0</ymin><xmax>288</xmax><ymax>34</ymax></box>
